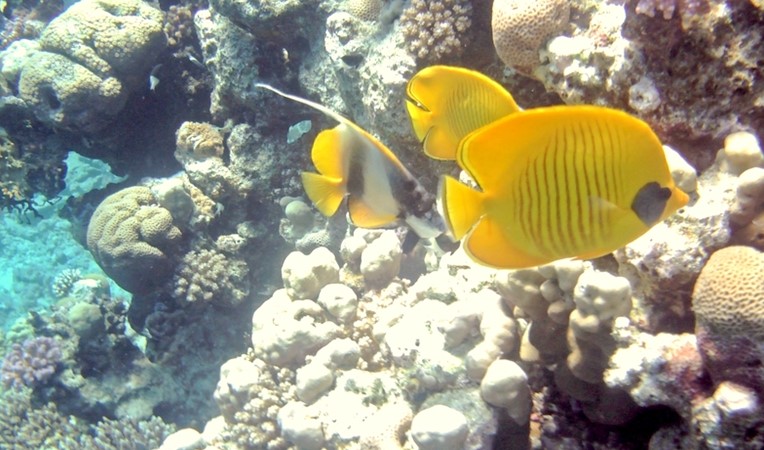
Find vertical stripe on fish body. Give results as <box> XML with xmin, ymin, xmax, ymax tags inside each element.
<box><xmin>442</xmin><ymin>105</ymin><xmax>690</xmax><ymax>269</ymax></box>
<box><xmin>405</xmin><ymin>65</ymin><xmax>522</xmax><ymax>160</ymax></box>
<box><xmin>256</xmin><ymin>83</ymin><xmax>442</xmax><ymax>238</ymax></box>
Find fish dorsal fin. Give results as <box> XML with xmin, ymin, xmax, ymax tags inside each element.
<box><xmin>311</xmin><ymin>128</ymin><xmax>347</xmax><ymax>179</ymax></box>
<box><xmin>347</xmin><ymin>196</ymin><xmax>398</xmax><ymax>228</ymax></box>
<box><xmin>405</xmin><ymin>65</ymin><xmax>521</xmax><ymax>160</ymax></box>
<box><xmin>257</xmin><ymin>83</ymin><xmax>411</xmax><ymax>176</ymax></box>
<box><xmin>301</xmin><ymin>171</ymin><xmax>345</xmax><ymax>217</ymax></box>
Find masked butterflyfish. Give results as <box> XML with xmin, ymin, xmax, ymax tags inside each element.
<box><xmin>405</xmin><ymin>65</ymin><xmax>522</xmax><ymax>160</ymax></box>
<box><xmin>256</xmin><ymin>83</ymin><xmax>443</xmax><ymax>239</ymax></box>
<box><xmin>442</xmin><ymin>105</ymin><xmax>690</xmax><ymax>269</ymax></box>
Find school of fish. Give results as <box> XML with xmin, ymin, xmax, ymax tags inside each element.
<box><xmin>258</xmin><ymin>65</ymin><xmax>690</xmax><ymax>269</ymax></box>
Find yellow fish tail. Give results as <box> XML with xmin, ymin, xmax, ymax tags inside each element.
<box><xmin>301</xmin><ymin>171</ymin><xmax>345</xmax><ymax>217</ymax></box>
<box><xmin>405</xmin><ymin>65</ymin><xmax>521</xmax><ymax>160</ymax></box>
<box><xmin>440</xmin><ymin>175</ymin><xmax>484</xmax><ymax>240</ymax></box>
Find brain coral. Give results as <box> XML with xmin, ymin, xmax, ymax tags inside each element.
<box><xmin>18</xmin><ymin>52</ymin><xmax>126</xmax><ymax>133</ymax></box>
<box><xmin>18</xmin><ymin>0</ymin><xmax>165</xmax><ymax>132</ymax></box>
<box><xmin>492</xmin><ymin>0</ymin><xmax>570</xmax><ymax>74</ymax></box>
<box><xmin>692</xmin><ymin>245</ymin><xmax>764</xmax><ymax>394</ymax></box>
<box><xmin>87</xmin><ymin>186</ymin><xmax>182</xmax><ymax>294</ymax></box>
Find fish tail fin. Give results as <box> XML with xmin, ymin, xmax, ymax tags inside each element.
<box><xmin>301</xmin><ymin>171</ymin><xmax>345</xmax><ymax>217</ymax></box>
<box><xmin>440</xmin><ymin>175</ymin><xmax>484</xmax><ymax>240</ymax></box>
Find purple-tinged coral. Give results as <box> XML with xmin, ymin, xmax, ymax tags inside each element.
<box><xmin>1</xmin><ymin>336</ymin><xmax>62</xmax><ymax>389</ymax></box>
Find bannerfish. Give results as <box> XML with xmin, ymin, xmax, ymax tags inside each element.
<box><xmin>440</xmin><ymin>105</ymin><xmax>690</xmax><ymax>268</ymax></box>
<box><xmin>405</xmin><ymin>65</ymin><xmax>521</xmax><ymax>160</ymax></box>
<box><xmin>256</xmin><ymin>83</ymin><xmax>443</xmax><ymax>239</ymax></box>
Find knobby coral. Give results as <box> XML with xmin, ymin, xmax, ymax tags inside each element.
<box><xmin>399</xmin><ymin>0</ymin><xmax>472</xmax><ymax>62</ymax></box>
<box><xmin>1</xmin><ymin>336</ymin><xmax>62</xmax><ymax>389</ymax></box>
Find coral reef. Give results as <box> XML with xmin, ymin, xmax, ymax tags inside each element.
<box><xmin>528</xmin><ymin>0</ymin><xmax>764</xmax><ymax>158</ymax></box>
<box><xmin>0</xmin><ymin>387</ymin><xmax>175</xmax><ymax>449</ymax></box>
<box><xmin>18</xmin><ymin>0</ymin><xmax>166</xmax><ymax>133</ymax></box>
<box><xmin>174</xmin><ymin>247</ymin><xmax>249</xmax><ymax>308</ymax></box>
<box><xmin>4</xmin><ymin>0</ymin><xmax>764</xmax><ymax>447</ymax></box>
<box><xmin>399</xmin><ymin>0</ymin><xmax>473</xmax><ymax>62</ymax></box>
<box><xmin>492</xmin><ymin>0</ymin><xmax>571</xmax><ymax>74</ymax></box>
<box><xmin>1</xmin><ymin>336</ymin><xmax>62</xmax><ymax>389</ymax></box>
<box><xmin>692</xmin><ymin>245</ymin><xmax>764</xmax><ymax>395</ymax></box>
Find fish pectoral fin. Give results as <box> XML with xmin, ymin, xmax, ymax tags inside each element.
<box><xmin>347</xmin><ymin>197</ymin><xmax>398</xmax><ymax>228</ymax></box>
<box><xmin>301</xmin><ymin>171</ymin><xmax>345</xmax><ymax>217</ymax></box>
<box><xmin>463</xmin><ymin>216</ymin><xmax>547</xmax><ymax>269</ymax></box>
<box><xmin>440</xmin><ymin>175</ymin><xmax>484</xmax><ymax>240</ymax></box>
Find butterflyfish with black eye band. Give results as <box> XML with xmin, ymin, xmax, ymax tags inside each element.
<box><xmin>256</xmin><ymin>83</ymin><xmax>444</xmax><ymax>240</ymax></box>
<box><xmin>405</xmin><ymin>66</ymin><xmax>690</xmax><ymax>269</ymax></box>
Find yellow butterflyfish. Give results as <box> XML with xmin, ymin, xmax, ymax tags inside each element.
<box><xmin>440</xmin><ymin>105</ymin><xmax>689</xmax><ymax>268</ymax></box>
<box><xmin>256</xmin><ymin>83</ymin><xmax>443</xmax><ymax>239</ymax></box>
<box><xmin>405</xmin><ymin>65</ymin><xmax>521</xmax><ymax>160</ymax></box>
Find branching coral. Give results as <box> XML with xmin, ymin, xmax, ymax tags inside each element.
<box><xmin>173</xmin><ymin>247</ymin><xmax>250</xmax><ymax>308</ymax></box>
<box><xmin>51</xmin><ymin>268</ymin><xmax>83</xmax><ymax>299</ymax></box>
<box><xmin>399</xmin><ymin>0</ymin><xmax>472</xmax><ymax>62</ymax></box>
<box><xmin>1</xmin><ymin>336</ymin><xmax>62</xmax><ymax>389</ymax></box>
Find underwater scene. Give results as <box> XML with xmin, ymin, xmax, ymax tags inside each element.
<box><xmin>0</xmin><ymin>0</ymin><xmax>763</xmax><ymax>448</ymax></box>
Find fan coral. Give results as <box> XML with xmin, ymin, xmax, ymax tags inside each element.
<box><xmin>1</xmin><ymin>337</ymin><xmax>62</xmax><ymax>389</ymax></box>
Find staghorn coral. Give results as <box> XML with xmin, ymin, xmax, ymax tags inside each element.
<box><xmin>0</xmin><ymin>336</ymin><xmax>62</xmax><ymax>389</ymax></box>
<box><xmin>86</xmin><ymin>186</ymin><xmax>182</xmax><ymax>295</ymax></box>
<box><xmin>492</xmin><ymin>0</ymin><xmax>570</xmax><ymax>74</ymax></box>
<box><xmin>692</xmin><ymin>245</ymin><xmax>764</xmax><ymax>394</ymax></box>
<box><xmin>399</xmin><ymin>0</ymin><xmax>472</xmax><ymax>62</ymax></box>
